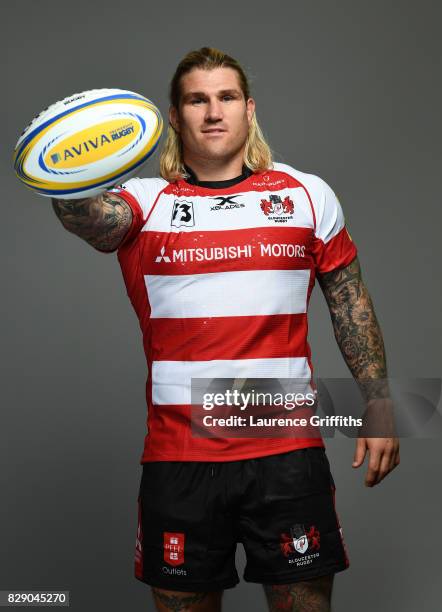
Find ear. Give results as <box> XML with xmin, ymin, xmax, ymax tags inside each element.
<box><xmin>246</xmin><ymin>97</ymin><xmax>256</xmax><ymax>125</ymax></box>
<box><xmin>169</xmin><ymin>106</ymin><xmax>180</xmax><ymax>133</ymax></box>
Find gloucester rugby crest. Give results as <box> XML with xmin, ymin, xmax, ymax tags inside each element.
<box><xmin>280</xmin><ymin>524</ymin><xmax>321</xmax><ymax>566</ymax></box>
<box><xmin>260</xmin><ymin>194</ymin><xmax>294</xmax><ymax>223</ymax></box>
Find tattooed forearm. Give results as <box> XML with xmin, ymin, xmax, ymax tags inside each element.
<box><xmin>263</xmin><ymin>575</ymin><xmax>333</xmax><ymax>611</ymax></box>
<box><xmin>51</xmin><ymin>192</ymin><xmax>132</xmax><ymax>251</ymax></box>
<box><xmin>317</xmin><ymin>256</ymin><xmax>389</xmax><ymax>400</ymax></box>
<box><xmin>151</xmin><ymin>588</ymin><xmax>210</xmax><ymax>612</ymax></box>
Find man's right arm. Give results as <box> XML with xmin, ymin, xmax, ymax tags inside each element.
<box><xmin>51</xmin><ymin>191</ymin><xmax>133</xmax><ymax>252</ymax></box>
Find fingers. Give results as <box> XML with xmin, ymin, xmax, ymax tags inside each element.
<box><xmin>376</xmin><ymin>448</ymin><xmax>393</xmax><ymax>485</ymax></box>
<box><xmin>352</xmin><ymin>437</ymin><xmax>367</xmax><ymax>467</ymax></box>
<box><xmin>365</xmin><ymin>438</ymin><xmax>400</xmax><ymax>487</ymax></box>
<box><xmin>365</xmin><ymin>447</ymin><xmax>382</xmax><ymax>487</ymax></box>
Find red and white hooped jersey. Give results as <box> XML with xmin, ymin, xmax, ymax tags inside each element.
<box><xmin>103</xmin><ymin>162</ymin><xmax>357</xmax><ymax>462</ymax></box>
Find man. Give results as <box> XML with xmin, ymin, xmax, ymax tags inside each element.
<box><xmin>51</xmin><ymin>47</ymin><xmax>400</xmax><ymax>611</ymax></box>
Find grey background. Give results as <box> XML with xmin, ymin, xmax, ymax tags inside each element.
<box><xmin>1</xmin><ymin>0</ymin><xmax>441</xmax><ymax>610</ymax></box>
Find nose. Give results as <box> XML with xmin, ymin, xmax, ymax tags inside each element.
<box><xmin>205</xmin><ymin>98</ymin><xmax>223</xmax><ymax>122</ymax></box>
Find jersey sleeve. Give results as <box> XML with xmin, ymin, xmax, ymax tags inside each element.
<box><xmin>309</xmin><ymin>177</ymin><xmax>357</xmax><ymax>275</ymax></box>
<box><xmin>99</xmin><ymin>177</ymin><xmax>167</xmax><ymax>252</ymax></box>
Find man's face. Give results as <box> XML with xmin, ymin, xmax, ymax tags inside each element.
<box><xmin>169</xmin><ymin>67</ymin><xmax>255</xmax><ymax>164</ymax></box>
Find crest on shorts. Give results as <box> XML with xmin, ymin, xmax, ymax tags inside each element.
<box><xmin>280</xmin><ymin>523</ymin><xmax>321</xmax><ymax>558</ymax></box>
<box><xmin>163</xmin><ymin>532</ymin><xmax>185</xmax><ymax>566</ymax></box>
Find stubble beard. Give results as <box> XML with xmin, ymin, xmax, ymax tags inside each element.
<box><xmin>187</xmin><ymin>133</ymin><xmax>247</xmax><ymax>166</ymax></box>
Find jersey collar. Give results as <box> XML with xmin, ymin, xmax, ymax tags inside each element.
<box><xmin>183</xmin><ymin>164</ymin><xmax>253</xmax><ymax>189</ymax></box>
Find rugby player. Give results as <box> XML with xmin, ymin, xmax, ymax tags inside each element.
<box><xmin>51</xmin><ymin>47</ymin><xmax>400</xmax><ymax>612</ymax></box>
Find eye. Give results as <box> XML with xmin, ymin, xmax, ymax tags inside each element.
<box><xmin>190</xmin><ymin>98</ymin><xmax>204</xmax><ymax>105</ymax></box>
<box><xmin>222</xmin><ymin>95</ymin><xmax>234</xmax><ymax>101</ymax></box>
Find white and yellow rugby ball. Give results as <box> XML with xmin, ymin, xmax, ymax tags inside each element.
<box><xmin>13</xmin><ymin>88</ymin><xmax>163</xmax><ymax>199</ymax></box>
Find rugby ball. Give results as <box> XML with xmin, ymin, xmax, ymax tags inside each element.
<box><xmin>13</xmin><ymin>88</ymin><xmax>163</xmax><ymax>199</ymax></box>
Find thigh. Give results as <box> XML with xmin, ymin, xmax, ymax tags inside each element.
<box><xmin>263</xmin><ymin>574</ymin><xmax>334</xmax><ymax>612</ymax></box>
<box><xmin>239</xmin><ymin>448</ymin><xmax>350</xmax><ymax>584</ymax></box>
<box><xmin>135</xmin><ymin>461</ymin><xmax>239</xmax><ymax>593</ymax></box>
<box><xmin>151</xmin><ymin>587</ymin><xmax>223</xmax><ymax>612</ymax></box>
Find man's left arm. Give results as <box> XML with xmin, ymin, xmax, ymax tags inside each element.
<box><xmin>317</xmin><ymin>255</ymin><xmax>400</xmax><ymax>487</ymax></box>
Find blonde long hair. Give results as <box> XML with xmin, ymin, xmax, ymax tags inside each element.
<box><xmin>159</xmin><ymin>47</ymin><xmax>273</xmax><ymax>182</ymax></box>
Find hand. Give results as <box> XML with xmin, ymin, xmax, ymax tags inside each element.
<box><xmin>352</xmin><ymin>437</ymin><xmax>400</xmax><ymax>486</ymax></box>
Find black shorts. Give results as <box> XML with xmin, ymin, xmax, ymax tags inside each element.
<box><xmin>134</xmin><ymin>447</ymin><xmax>350</xmax><ymax>592</ymax></box>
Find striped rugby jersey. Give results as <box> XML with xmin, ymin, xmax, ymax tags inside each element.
<box><xmin>105</xmin><ymin>162</ymin><xmax>357</xmax><ymax>462</ymax></box>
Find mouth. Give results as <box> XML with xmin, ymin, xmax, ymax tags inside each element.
<box><xmin>201</xmin><ymin>128</ymin><xmax>226</xmax><ymax>134</ymax></box>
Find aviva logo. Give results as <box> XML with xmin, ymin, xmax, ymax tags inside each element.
<box><xmin>45</xmin><ymin>119</ymin><xmax>139</xmax><ymax>169</ymax></box>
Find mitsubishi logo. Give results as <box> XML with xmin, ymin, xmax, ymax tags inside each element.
<box><xmin>155</xmin><ymin>246</ymin><xmax>171</xmax><ymax>263</ymax></box>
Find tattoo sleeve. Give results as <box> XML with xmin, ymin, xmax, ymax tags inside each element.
<box><xmin>51</xmin><ymin>192</ymin><xmax>133</xmax><ymax>252</ymax></box>
<box><xmin>151</xmin><ymin>588</ymin><xmax>210</xmax><ymax>612</ymax></box>
<box><xmin>263</xmin><ymin>575</ymin><xmax>333</xmax><ymax>611</ymax></box>
<box><xmin>317</xmin><ymin>256</ymin><xmax>389</xmax><ymax>401</ymax></box>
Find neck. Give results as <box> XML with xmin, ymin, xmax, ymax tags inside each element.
<box><xmin>182</xmin><ymin>154</ymin><xmax>245</xmax><ymax>182</ymax></box>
